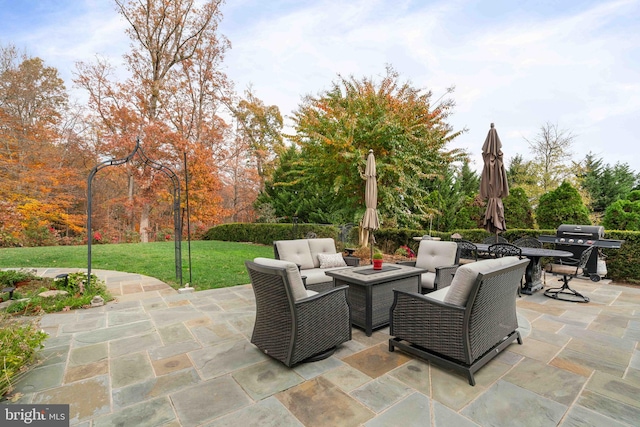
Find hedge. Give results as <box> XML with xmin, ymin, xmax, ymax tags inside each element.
<box><xmin>204</xmin><ymin>223</ymin><xmax>640</xmax><ymax>284</ymax></box>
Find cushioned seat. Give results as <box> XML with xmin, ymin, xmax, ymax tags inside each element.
<box><xmin>274</xmin><ymin>238</ymin><xmax>359</xmax><ymax>292</ymax></box>
<box><xmin>246</xmin><ymin>257</ymin><xmax>351</xmax><ymax>367</ymax></box>
<box><xmin>390</xmin><ymin>256</ymin><xmax>529</xmax><ymax>385</ymax></box>
<box><xmin>398</xmin><ymin>240</ymin><xmax>459</xmax><ymax>293</ymax></box>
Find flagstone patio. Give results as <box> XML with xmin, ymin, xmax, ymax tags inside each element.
<box><xmin>2</xmin><ymin>268</ymin><xmax>639</xmax><ymax>426</ymax></box>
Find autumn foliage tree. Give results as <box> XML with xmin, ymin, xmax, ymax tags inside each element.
<box><xmin>260</xmin><ymin>66</ymin><xmax>465</xmax><ymax>229</ymax></box>
<box><xmin>75</xmin><ymin>0</ymin><xmax>232</xmax><ymax>241</ymax></box>
<box><xmin>0</xmin><ymin>44</ymin><xmax>86</xmax><ymax>246</ymax></box>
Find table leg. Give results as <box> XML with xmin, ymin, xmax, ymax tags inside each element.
<box><xmin>521</xmin><ymin>256</ymin><xmax>544</xmax><ymax>295</ymax></box>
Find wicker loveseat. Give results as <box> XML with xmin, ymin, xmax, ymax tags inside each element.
<box><xmin>273</xmin><ymin>238</ymin><xmax>359</xmax><ymax>292</ymax></box>
<box><xmin>245</xmin><ymin>257</ymin><xmax>351</xmax><ymax>367</ymax></box>
<box><xmin>389</xmin><ymin>256</ymin><xmax>529</xmax><ymax>385</ymax></box>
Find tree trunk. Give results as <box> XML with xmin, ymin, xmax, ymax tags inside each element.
<box><xmin>139</xmin><ymin>203</ymin><xmax>150</xmax><ymax>243</ymax></box>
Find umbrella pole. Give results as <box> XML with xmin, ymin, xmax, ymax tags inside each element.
<box><xmin>370</xmin><ymin>232</ymin><xmax>373</xmax><ymax>262</ymax></box>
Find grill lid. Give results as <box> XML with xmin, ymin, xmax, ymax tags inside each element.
<box><xmin>556</xmin><ymin>224</ymin><xmax>604</xmax><ymax>240</ymax></box>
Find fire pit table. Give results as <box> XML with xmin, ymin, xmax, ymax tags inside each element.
<box><xmin>325</xmin><ymin>263</ymin><xmax>426</xmax><ymax>336</ymax></box>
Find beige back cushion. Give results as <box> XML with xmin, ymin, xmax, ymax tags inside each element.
<box><xmin>275</xmin><ymin>240</ymin><xmax>315</xmax><ymax>270</ymax></box>
<box><xmin>308</xmin><ymin>238</ymin><xmax>338</xmax><ymax>268</ymax></box>
<box><xmin>444</xmin><ymin>256</ymin><xmax>521</xmax><ymax>307</ymax></box>
<box><xmin>253</xmin><ymin>257</ymin><xmax>308</xmax><ymax>301</ymax></box>
<box><xmin>415</xmin><ymin>240</ymin><xmax>458</xmax><ymax>272</ymax></box>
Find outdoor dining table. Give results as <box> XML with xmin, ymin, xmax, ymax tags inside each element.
<box><xmin>474</xmin><ymin>243</ymin><xmax>573</xmax><ymax>295</ymax></box>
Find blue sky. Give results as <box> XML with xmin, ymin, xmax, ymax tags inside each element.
<box><xmin>1</xmin><ymin>0</ymin><xmax>639</xmax><ymax>174</ymax></box>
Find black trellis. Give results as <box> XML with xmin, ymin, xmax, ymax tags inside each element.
<box><xmin>87</xmin><ymin>137</ymin><xmax>183</xmax><ymax>285</ymax></box>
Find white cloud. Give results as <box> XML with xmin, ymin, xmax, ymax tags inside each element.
<box><xmin>1</xmin><ymin>0</ymin><xmax>638</xmax><ymax>173</ymax></box>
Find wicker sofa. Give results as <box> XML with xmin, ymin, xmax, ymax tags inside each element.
<box><xmin>389</xmin><ymin>256</ymin><xmax>529</xmax><ymax>385</ymax></box>
<box><xmin>273</xmin><ymin>238</ymin><xmax>360</xmax><ymax>292</ymax></box>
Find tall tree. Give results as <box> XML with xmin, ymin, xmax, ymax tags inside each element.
<box><xmin>0</xmin><ymin>44</ymin><xmax>83</xmax><ymax>246</ymax></box>
<box><xmin>525</xmin><ymin>122</ymin><xmax>575</xmax><ymax>194</ymax></box>
<box><xmin>277</xmin><ymin>65</ymin><xmax>465</xmax><ymax>229</ymax></box>
<box><xmin>457</xmin><ymin>159</ymin><xmax>480</xmax><ymax>198</ymax></box>
<box><xmin>578</xmin><ymin>152</ymin><xmax>638</xmax><ymax>219</ymax></box>
<box><xmin>233</xmin><ymin>88</ymin><xmax>284</xmax><ymax>189</ymax></box>
<box><xmin>77</xmin><ymin>0</ymin><xmax>231</xmax><ymax>241</ymax></box>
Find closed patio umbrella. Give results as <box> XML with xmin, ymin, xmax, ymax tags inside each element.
<box><xmin>362</xmin><ymin>149</ymin><xmax>380</xmax><ymax>260</ymax></box>
<box><xmin>480</xmin><ymin>123</ymin><xmax>509</xmax><ymax>242</ymax></box>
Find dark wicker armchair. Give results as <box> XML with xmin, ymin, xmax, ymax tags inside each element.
<box><xmin>245</xmin><ymin>257</ymin><xmax>351</xmax><ymax>367</ymax></box>
<box><xmin>478</xmin><ymin>235</ymin><xmax>509</xmax><ymax>258</ymax></box>
<box><xmin>488</xmin><ymin>243</ymin><xmax>524</xmax><ymax>296</ymax></box>
<box><xmin>390</xmin><ymin>257</ymin><xmax>529</xmax><ymax>385</ymax></box>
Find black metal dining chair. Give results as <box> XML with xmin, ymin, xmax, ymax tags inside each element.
<box><xmin>455</xmin><ymin>239</ymin><xmax>478</xmax><ymax>264</ymax></box>
<box><xmin>482</xmin><ymin>235</ymin><xmax>509</xmax><ymax>245</ymax></box>
<box><xmin>513</xmin><ymin>237</ymin><xmax>542</xmax><ymax>248</ymax></box>
<box><xmin>488</xmin><ymin>243</ymin><xmax>522</xmax><ymax>259</ymax></box>
<box><xmin>544</xmin><ymin>245</ymin><xmax>594</xmax><ymax>303</ymax></box>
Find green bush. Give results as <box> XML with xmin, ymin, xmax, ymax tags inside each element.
<box><xmin>504</xmin><ymin>187</ymin><xmax>535</xmax><ymax>229</ymax></box>
<box><xmin>202</xmin><ymin>223</ymin><xmax>640</xmax><ymax>284</ymax></box>
<box><xmin>0</xmin><ymin>312</ymin><xmax>48</xmax><ymax>398</ymax></box>
<box><xmin>603</xmin><ymin>190</ymin><xmax>640</xmax><ymax>231</ymax></box>
<box><xmin>600</xmin><ymin>229</ymin><xmax>640</xmax><ymax>283</ymax></box>
<box><xmin>0</xmin><ymin>269</ymin><xmax>38</xmax><ymax>288</ymax></box>
<box><xmin>536</xmin><ymin>181</ymin><xmax>590</xmax><ymax>229</ymax></box>
<box><xmin>203</xmin><ymin>223</ymin><xmax>344</xmax><ymax>246</ymax></box>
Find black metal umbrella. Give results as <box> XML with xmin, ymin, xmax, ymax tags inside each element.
<box><xmin>480</xmin><ymin>123</ymin><xmax>509</xmax><ymax>242</ymax></box>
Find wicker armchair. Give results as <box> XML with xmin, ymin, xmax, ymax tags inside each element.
<box><xmin>397</xmin><ymin>240</ymin><xmax>459</xmax><ymax>293</ymax></box>
<box><xmin>245</xmin><ymin>258</ymin><xmax>351</xmax><ymax>367</ymax></box>
<box><xmin>488</xmin><ymin>243</ymin><xmax>524</xmax><ymax>296</ymax></box>
<box><xmin>389</xmin><ymin>257</ymin><xmax>529</xmax><ymax>385</ymax></box>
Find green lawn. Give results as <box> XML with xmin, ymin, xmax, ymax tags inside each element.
<box><xmin>0</xmin><ymin>241</ymin><xmax>273</xmax><ymax>290</ymax></box>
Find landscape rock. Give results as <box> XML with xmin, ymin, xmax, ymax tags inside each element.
<box><xmin>38</xmin><ymin>290</ymin><xmax>69</xmax><ymax>298</ymax></box>
<box><xmin>91</xmin><ymin>295</ymin><xmax>105</xmax><ymax>307</ymax></box>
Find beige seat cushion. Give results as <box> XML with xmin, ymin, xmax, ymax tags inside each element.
<box><xmin>308</xmin><ymin>238</ymin><xmax>339</xmax><ymax>268</ymax></box>
<box><xmin>317</xmin><ymin>252</ymin><xmax>347</xmax><ymax>269</ymax></box>
<box><xmin>444</xmin><ymin>256</ymin><xmax>521</xmax><ymax>307</ymax></box>
<box><xmin>420</xmin><ymin>271</ymin><xmax>437</xmax><ymax>290</ymax></box>
<box><xmin>415</xmin><ymin>240</ymin><xmax>458</xmax><ymax>273</ymax></box>
<box><xmin>275</xmin><ymin>240</ymin><xmax>315</xmax><ymax>270</ymax></box>
<box><xmin>253</xmin><ymin>257</ymin><xmax>308</xmax><ymax>301</ymax></box>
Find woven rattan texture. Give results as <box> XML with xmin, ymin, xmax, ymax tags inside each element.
<box><xmin>246</xmin><ymin>261</ymin><xmax>351</xmax><ymax>367</ymax></box>
<box><xmin>390</xmin><ymin>259</ymin><xmax>528</xmax><ymax>365</ymax></box>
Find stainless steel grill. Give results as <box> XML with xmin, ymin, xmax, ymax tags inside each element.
<box><xmin>539</xmin><ymin>224</ymin><xmax>624</xmax><ymax>281</ymax></box>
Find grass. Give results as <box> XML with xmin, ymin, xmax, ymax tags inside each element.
<box><xmin>0</xmin><ymin>240</ymin><xmax>273</xmax><ymax>291</ymax></box>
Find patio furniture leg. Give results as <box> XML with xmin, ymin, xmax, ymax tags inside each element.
<box><xmin>544</xmin><ymin>276</ymin><xmax>590</xmax><ymax>303</ymax></box>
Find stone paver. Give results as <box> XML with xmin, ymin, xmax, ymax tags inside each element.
<box><xmin>2</xmin><ymin>270</ymin><xmax>639</xmax><ymax>426</ymax></box>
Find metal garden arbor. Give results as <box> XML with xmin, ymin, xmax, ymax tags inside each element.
<box><xmin>87</xmin><ymin>138</ymin><xmax>183</xmax><ymax>285</ymax></box>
